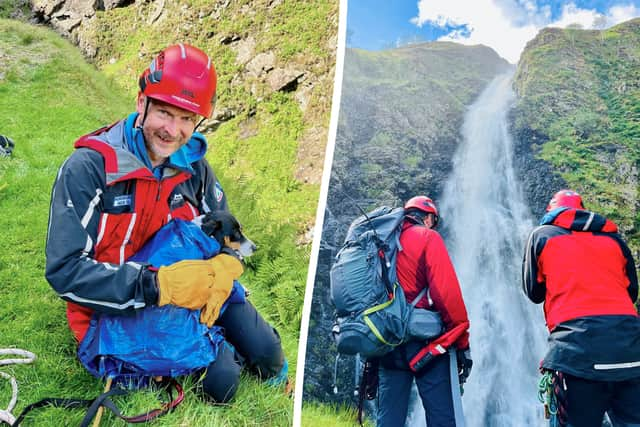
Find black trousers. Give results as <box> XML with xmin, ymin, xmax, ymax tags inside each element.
<box><xmin>561</xmin><ymin>373</ymin><xmax>640</xmax><ymax>427</ymax></box>
<box><xmin>200</xmin><ymin>300</ymin><xmax>284</xmax><ymax>402</ymax></box>
<box><xmin>377</xmin><ymin>341</ymin><xmax>456</xmax><ymax>427</ymax></box>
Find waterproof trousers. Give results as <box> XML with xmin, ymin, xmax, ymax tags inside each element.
<box><xmin>201</xmin><ymin>300</ymin><xmax>284</xmax><ymax>402</ymax></box>
<box><xmin>559</xmin><ymin>373</ymin><xmax>640</xmax><ymax>427</ymax></box>
<box><xmin>377</xmin><ymin>348</ymin><xmax>455</xmax><ymax>427</ymax></box>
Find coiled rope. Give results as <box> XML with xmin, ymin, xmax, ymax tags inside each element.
<box><xmin>539</xmin><ymin>369</ymin><xmax>568</xmax><ymax>427</ymax></box>
<box><xmin>538</xmin><ymin>370</ymin><xmax>558</xmax><ymax>417</ymax></box>
<box><xmin>0</xmin><ymin>349</ymin><xmax>36</xmax><ymax>426</ymax></box>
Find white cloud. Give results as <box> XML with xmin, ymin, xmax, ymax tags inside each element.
<box><xmin>604</xmin><ymin>4</ymin><xmax>640</xmax><ymax>25</ymax></box>
<box><xmin>548</xmin><ymin>4</ymin><xmax>601</xmax><ymax>28</ymax></box>
<box><xmin>411</xmin><ymin>1</ymin><xmax>640</xmax><ymax>64</ymax></box>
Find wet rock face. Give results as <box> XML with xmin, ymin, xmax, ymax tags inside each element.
<box><xmin>510</xmin><ymin>122</ymin><xmax>568</xmax><ymax>218</ymax></box>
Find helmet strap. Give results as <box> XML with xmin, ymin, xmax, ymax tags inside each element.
<box><xmin>194</xmin><ymin>117</ymin><xmax>206</xmax><ymax>133</ymax></box>
<box><xmin>138</xmin><ymin>97</ymin><xmax>151</xmax><ymax>129</ymax></box>
<box><xmin>405</xmin><ymin>210</ymin><xmax>427</xmax><ymax>225</ymax></box>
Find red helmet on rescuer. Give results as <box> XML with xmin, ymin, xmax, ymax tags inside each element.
<box><xmin>138</xmin><ymin>43</ymin><xmax>217</xmax><ymax>118</ymax></box>
<box><xmin>546</xmin><ymin>189</ymin><xmax>585</xmax><ymax>212</ymax></box>
<box><xmin>405</xmin><ymin>196</ymin><xmax>438</xmax><ymax>217</ymax></box>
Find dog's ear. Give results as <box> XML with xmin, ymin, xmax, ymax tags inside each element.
<box><xmin>201</xmin><ymin>217</ymin><xmax>222</xmax><ymax>237</ymax></box>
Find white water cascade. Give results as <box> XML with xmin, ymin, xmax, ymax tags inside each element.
<box><xmin>407</xmin><ymin>71</ymin><xmax>549</xmax><ymax>426</ymax></box>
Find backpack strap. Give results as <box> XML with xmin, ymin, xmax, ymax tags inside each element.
<box><xmin>10</xmin><ymin>378</ymin><xmax>183</xmax><ymax>426</ymax></box>
<box><xmin>376</xmin><ymin>242</ymin><xmax>394</xmax><ymax>294</ymax></box>
<box><xmin>410</xmin><ymin>287</ymin><xmax>428</xmax><ymax>308</ymax></box>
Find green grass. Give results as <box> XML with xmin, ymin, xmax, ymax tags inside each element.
<box><xmin>0</xmin><ymin>0</ymin><xmax>28</xmax><ymax>19</ymax></box>
<box><xmin>0</xmin><ymin>18</ymin><xmax>309</xmax><ymax>426</ymax></box>
<box><xmin>301</xmin><ymin>402</ymin><xmax>373</xmax><ymax>427</ymax></box>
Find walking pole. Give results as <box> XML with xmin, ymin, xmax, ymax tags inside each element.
<box><xmin>449</xmin><ymin>350</ymin><xmax>466</xmax><ymax>427</ymax></box>
<box><xmin>92</xmin><ymin>377</ymin><xmax>113</xmax><ymax>427</ymax></box>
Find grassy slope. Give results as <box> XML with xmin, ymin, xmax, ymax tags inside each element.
<box><xmin>0</xmin><ymin>7</ymin><xmax>332</xmax><ymax>424</ymax></box>
<box><xmin>514</xmin><ymin>19</ymin><xmax>640</xmax><ymax>251</ymax></box>
<box><xmin>301</xmin><ymin>402</ymin><xmax>373</xmax><ymax>427</ymax></box>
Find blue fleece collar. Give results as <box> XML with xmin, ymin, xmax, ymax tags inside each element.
<box><xmin>539</xmin><ymin>207</ymin><xmax>569</xmax><ymax>225</ymax></box>
<box><xmin>123</xmin><ymin>112</ymin><xmax>208</xmax><ymax>179</ymax></box>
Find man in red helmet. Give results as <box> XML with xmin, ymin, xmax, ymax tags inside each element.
<box><xmin>523</xmin><ymin>189</ymin><xmax>640</xmax><ymax>426</ymax></box>
<box><xmin>45</xmin><ymin>43</ymin><xmax>284</xmax><ymax>403</ymax></box>
<box><xmin>376</xmin><ymin>195</ymin><xmax>471</xmax><ymax>427</ymax></box>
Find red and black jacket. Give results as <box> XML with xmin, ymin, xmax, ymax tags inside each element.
<box><xmin>523</xmin><ymin>207</ymin><xmax>640</xmax><ymax>380</ymax></box>
<box><xmin>396</xmin><ymin>221</ymin><xmax>470</xmax><ymax>350</ymax></box>
<box><xmin>45</xmin><ymin>119</ymin><xmax>228</xmax><ymax>342</ymax></box>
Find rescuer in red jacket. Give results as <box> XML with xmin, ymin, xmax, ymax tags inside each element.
<box><xmin>523</xmin><ymin>189</ymin><xmax>640</xmax><ymax>427</ymax></box>
<box><xmin>376</xmin><ymin>195</ymin><xmax>471</xmax><ymax>427</ymax></box>
<box><xmin>45</xmin><ymin>44</ymin><xmax>284</xmax><ymax>403</ymax></box>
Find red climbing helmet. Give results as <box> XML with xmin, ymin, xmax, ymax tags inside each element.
<box><xmin>405</xmin><ymin>196</ymin><xmax>439</xmax><ymax>227</ymax></box>
<box><xmin>405</xmin><ymin>195</ymin><xmax>439</xmax><ymax>218</ymax></box>
<box><xmin>405</xmin><ymin>196</ymin><xmax>438</xmax><ymax>216</ymax></box>
<box><xmin>546</xmin><ymin>189</ymin><xmax>584</xmax><ymax>212</ymax></box>
<box><xmin>138</xmin><ymin>43</ymin><xmax>217</xmax><ymax>118</ymax></box>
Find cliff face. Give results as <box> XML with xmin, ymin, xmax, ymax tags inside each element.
<box><xmin>304</xmin><ymin>42</ymin><xmax>510</xmax><ymax>403</ymax></box>
<box><xmin>512</xmin><ymin>19</ymin><xmax>640</xmax><ymax>254</ymax></box>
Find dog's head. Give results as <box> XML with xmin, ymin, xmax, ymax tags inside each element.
<box><xmin>199</xmin><ymin>211</ymin><xmax>257</xmax><ymax>258</ymax></box>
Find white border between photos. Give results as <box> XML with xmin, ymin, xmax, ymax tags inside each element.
<box><xmin>292</xmin><ymin>0</ymin><xmax>348</xmax><ymax>425</ymax></box>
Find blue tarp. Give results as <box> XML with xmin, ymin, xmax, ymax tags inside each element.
<box><xmin>78</xmin><ymin>219</ymin><xmax>245</xmax><ymax>384</ymax></box>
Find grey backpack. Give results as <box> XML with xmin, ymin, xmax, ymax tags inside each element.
<box><xmin>330</xmin><ymin>206</ymin><xmax>413</xmax><ymax>358</ymax></box>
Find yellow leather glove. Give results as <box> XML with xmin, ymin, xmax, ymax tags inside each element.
<box><xmin>157</xmin><ymin>259</ymin><xmax>218</xmax><ymax>309</ymax></box>
<box><xmin>200</xmin><ymin>254</ymin><xmax>245</xmax><ymax>327</ymax></box>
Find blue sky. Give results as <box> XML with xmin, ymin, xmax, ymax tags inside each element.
<box><xmin>347</xmin><ymin>0</ymin><xmax>640</xmax><ymax>63</ymax></box>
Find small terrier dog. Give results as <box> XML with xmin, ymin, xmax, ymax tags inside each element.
<box><xmin>196</xmin><ymin>211</ymin><xmax>257</xmax><ymax>259</ymax></box>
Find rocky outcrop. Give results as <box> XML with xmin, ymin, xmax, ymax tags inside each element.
<box><xmin>510</xmin><ymin>124</ymin><xmax>568</xmax><ymax>216</ymax></box>
<box><xmin>31</xmin><ymin>0</ymin><xmax>129</xmax><ymax>57</ymax></box>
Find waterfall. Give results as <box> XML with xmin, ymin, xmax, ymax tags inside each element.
<box><xmin>408</xmin><ymin>71</ymin><xmax>549</xmax><ymax>426</ymax></box>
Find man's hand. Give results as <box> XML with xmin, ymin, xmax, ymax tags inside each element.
<box><xmin>457</xmin><ymin>348</ymin><xmax>473</xmax><ymax>384</ymax></box>
<box><xmin>157</xmin><ymin>259</ymin><xmax>220</xmax><ymax>309</ymax></box>
<box><xmin>200</xmin><ymin>254</ymin><xmax>244</xmax><ymax>327</ymax></box>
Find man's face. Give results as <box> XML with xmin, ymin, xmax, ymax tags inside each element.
<box><xmin>136</xmin><ymin>95</ymin><xmax>198</xmax><ymax>166</ymax></box>
<box><xmin>423</xmin><ymin>213</ymin><xmax>436</xmax><ymax>229</ymax></box>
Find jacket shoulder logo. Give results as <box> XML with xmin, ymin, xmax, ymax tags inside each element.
<box><xmin>214</xmin><ymin>182</ymin><xmax>224</xmax><ymax>202</ymax></box>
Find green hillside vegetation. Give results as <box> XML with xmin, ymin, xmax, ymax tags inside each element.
<box><xmin>335</xmin><ymin>43</ymin><xmax>511</xmax><ymax>204</ymax></box>
<box><xmin>0</xmin><ymin>4</ymin><xmax>334</xmax><ymax>423</ymax></box>
<box><xmin>514</xmin><ymin>18</ymin><xmax>640</xmax><ymax>252</ymax></box>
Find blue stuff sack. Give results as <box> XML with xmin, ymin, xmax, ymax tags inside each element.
<box><xmin>78</xmin><ymin>219</ymin><xmax>246</xmax><ymax>385</ymax></box>
<box><xmin>129</xmin><ymin>219</ymin><xmax>220</xmax><ymax>266</ymax></box>
<box><xmin>77</xmin><ymin>306</ymin><xmax>226</xmax><ymax>383</ymax></box>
